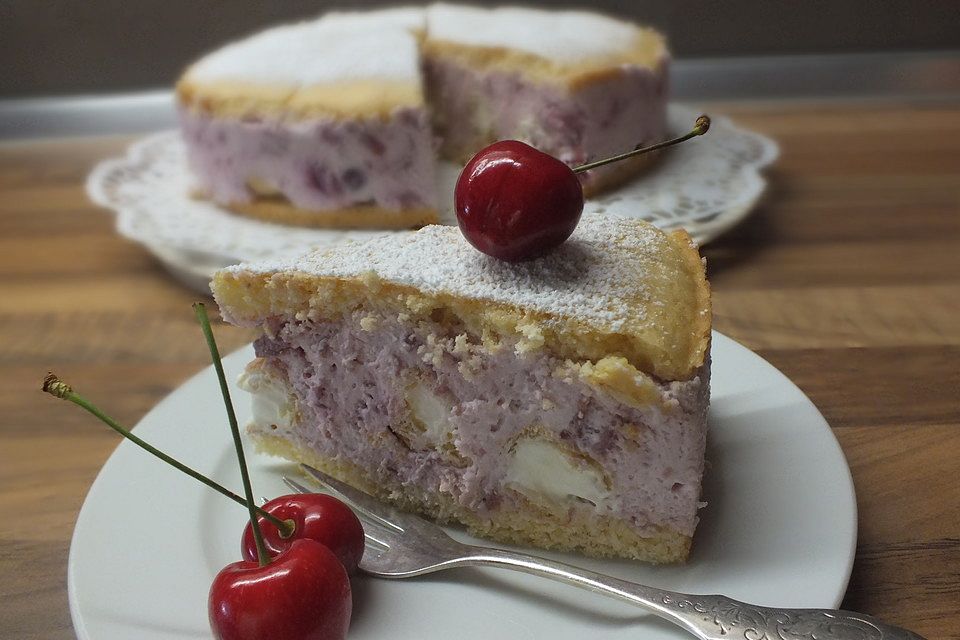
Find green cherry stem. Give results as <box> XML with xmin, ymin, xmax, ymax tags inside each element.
<box><xmin>194</xmin><ymin>302</ymin><xmax>270</xmax><ymax>567</ymax></box>
<box><xmin>572</xmin><ymin>115</ymin><xmax>711</xmax><ymax>174</ymax></box>
<box><xmin>41</xmin><ymin>373</ymin><xmax>295</xmax><ymax>537</ymax></box>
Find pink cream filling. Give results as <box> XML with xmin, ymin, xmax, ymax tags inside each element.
<box><xmin>178</xmin><ymin>107</ymin><xmax>437</xmax><ymax>211</ymax></box>
<box><xmin>424</xmin><ymin>56</ymin><xmax>669</xmax><ymax>188</ymax></box>
<box><xmin>253</xmin><ymin>310</ymin><xmax>708</xmax><ymax>537</ymax></box>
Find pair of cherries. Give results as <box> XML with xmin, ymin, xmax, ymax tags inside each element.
<box><xmin>42</xmin><ymin>307</ymin><xmax>366</xmax><ymax>640</ymax></box>
<box><xmin>455</xmin><ymin>115</ymin><xmax>711</xmax><ymax>262</ymax></box>
<box><xmin>210</xmin><ymin>493</ymin><xmax>364</xmax><ymax>640</ymax></box>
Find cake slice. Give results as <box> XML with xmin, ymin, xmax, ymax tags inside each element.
<box><xmin>423</xmin><ymin>4</ymin><xmax>670</xmax><ymax>195</ymax></box>
<box><xmin>212</xmin><ymin>215</ymin><xmax>710</xmax><ymax>562</ymax></box>
<box><xmin>176</xmin><ymin>8</ymin><xmax>438</xmax><ymax>229</ymax></box>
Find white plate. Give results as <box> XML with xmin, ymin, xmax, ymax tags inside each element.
<box><xmin>69</xmin><ymin>332</ymin><xmax>855</xmax><ymax>639</ymax></box>
<box><xmin>87</xmin><ymin>104</ymin><xmax>779</xmax><ymax>294</ymax></box>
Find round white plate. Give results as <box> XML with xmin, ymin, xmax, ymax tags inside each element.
<box><xmin>87</xmin><ymin>105</ymin><xmax>778</xmax><ymax>294</ymax></box>
<box><xmin>69</xmin><ymin>332</ymin><xmax>855</xmax><ymax>640</ymax></box>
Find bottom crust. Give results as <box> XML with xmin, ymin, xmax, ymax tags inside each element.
<box><xmin>253</xmin><ymin>432</ymin><xmax>692</xmax><ymax>564</ymax></box>
<box><xmin>194</xmin><ymin>191</ymin><xmax>439</xmax><ymax>230</ymax></box>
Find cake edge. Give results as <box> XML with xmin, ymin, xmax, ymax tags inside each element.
<box><xmin>422</xmin><ymin>27</ymin><xmax>668</xmax><ymax>90</ymax></box>
<box><xmin>176</xmin><ymin>77</ymin><xmax>425</xmax><ymax>121</ymax></box>
<box><xmin>192</xmin><ymin>193</ymin><xmax>439</xmax><ymax>230</ymax></box>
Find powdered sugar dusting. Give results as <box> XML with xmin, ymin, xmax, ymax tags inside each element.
<box><xmin>188</xmin><ymin>9</ymin><xmax>424</xmax><ymax>86</ymax></box>
<box><xmin>223</xmin><ymin>214</ymin><xmax>675</xmax><ymax>330</ymax></box>
<box><xmin>187</xmin><ymin>4</ymin><xmax>648</xmax><ymax>88</ymax></box>
<box><xmin>427</xmin><ymin>4</ymin><xmax>639</xmax><ymax>64</ymax></box>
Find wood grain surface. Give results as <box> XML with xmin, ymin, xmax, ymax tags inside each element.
<box><xmin>1</xmin><ymin>101</ymin><xmax>958</xmax><ymax>639</ymax></box>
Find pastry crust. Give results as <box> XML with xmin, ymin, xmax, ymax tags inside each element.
<box><xmin>212</xmin><ymin>215</ymin><xmax>710</xmax><ymax>381</ymax></box>
<box><xmin>197</xmin><ymin>194</ymin><xmax>439</xmax><ymax>230</ymax></box>
<box><xmin>422</xmin><ymin>28</ymin><xmax>666</xmax><ymax>91</ymax></box>
<box><xmin>177</xmin><ymin>78</ymin><xmax>424</xmax><ymax>120</ymax></box>
<box><xmin>177</xmin><ymin>10</ymin><xmax>425</xmax><ymax>120</ymax></box>
<box><xmin>179</xmin><ymin>8</ymin><xmax>666</xmax><ymax>119</ymax></box>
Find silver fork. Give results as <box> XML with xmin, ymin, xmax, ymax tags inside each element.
<box><xmin>288</xmin><ymin>464</ymin><xmax>924</xmax><ymax>640</ymax></box>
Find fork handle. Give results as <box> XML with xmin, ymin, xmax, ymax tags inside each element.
<box><xmin>458</xmin><ymin>547</ymin><xmax>925</xmax><ymax>640</ymax></box>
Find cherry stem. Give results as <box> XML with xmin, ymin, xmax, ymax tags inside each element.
<box><xmin>572</xmin><ymin>115</ymin><xmax>711</xmax><ymax>174</ymax></box>
<box><xmin>41</xmin><ymin>372</ymin><xmax>295</xmax><ymax>538</ymax></box>
<box><xmin>194</xmin><ymin>302</ymin><xmax>271</xmax><ymax>567</ymax></box>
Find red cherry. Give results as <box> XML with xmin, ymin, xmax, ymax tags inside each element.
<box><xmin>210</xmin><ymin>538</ymin><xmax>352</xmax><ymax>640</ymax></box>
<box><xmin>454</xmin><ymin>140</ymin><xmax>584</xmax><ymax>262</ymax></box>
<box><xmin>241</xmin><ymin>493</ymin><xmax>365</xmax><ymax>574</ymax></box>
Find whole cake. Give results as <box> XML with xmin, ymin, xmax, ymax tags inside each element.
<box><xmin>178</xmin><ymin>4</ymin><xmax>669</xmax><ymax>228</ymax></box>
<box><xmin>212</xmin><ymin>215</ymin><xmax>711</xmax><ymax>562</ymax></box>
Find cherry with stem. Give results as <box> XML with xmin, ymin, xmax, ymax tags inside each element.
<box><xmin>41</xmin><ymin>311</ymin><xmax>363</xmax><ymax>572</ymax></box>
<box><xmin>197</xmin><ymin>302</ymin><xmax>354</xmax><ymax>640</ymax></box>
<box><xmin>193</xmin><ymin>302</ymin><xmax>270</xmax><ymax>566</ymax></box>
<box><xmin>571</xmin><ymin>115</ymin><xmax>711</xmax><ymax>174</ymax></box>
<box><xmin>455</xmin><ymin>115</ymin><xmax>712</xmax><ymax>262</ymax></box>
<box><xmin>41</xmin><ymin>372</ymin><xmax>294</xmax><ymax>538</ymax></box>
<box><xmin>44</xmin><ymin>305</ymin><xmax>356</xmax><ymax>640</ymax></box>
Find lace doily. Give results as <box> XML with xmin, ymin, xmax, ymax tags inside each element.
<box><xmin>87</xmin><ymin>104</ymin><xmax>777</xmax><ymax>292</ymax></box>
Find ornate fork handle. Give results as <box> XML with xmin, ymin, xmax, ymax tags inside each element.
<box><xmin>455</xmin><ymin>546</ymin><xmax>925</xmax><ymax>640</ymax></box>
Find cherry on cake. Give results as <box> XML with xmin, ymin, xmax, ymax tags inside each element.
<box><xmin>178</xmin><ymin>4</ymin><xmax>670</xmax><ymax>229</ymax></box>
<box><xmin>212</xmin><ymin>215</ymin><xmax>710</xmax><ymax>562</ymax></box>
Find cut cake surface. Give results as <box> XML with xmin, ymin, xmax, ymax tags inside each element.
<box><xmin>213</xmin><ymin>216</ymin><xmax>711</xmax><ymax>563</ymax></box>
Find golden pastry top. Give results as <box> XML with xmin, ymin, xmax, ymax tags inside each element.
<box><xmin>212</xmin><ymin>214</ymin><xmax>711</xmax><ymax>382</ymax></box>
<box><xmin>423</xmin><ymin>4</ymin><xmax>667</xmax><ymax>90</ymax></box>
<box><xmin>176</xmin><ymin>79</ymin><xmax>424</xmax><ymax>120</ymax></box>
<box><xmin>176</xmin><ymin>10</ymin><xmax>425</xmax><ymax>120</ymax></box>
<box><xmin>176</xmin><ymin>5</ymin><xmax>668</xmax><ymax>119</ymax></box>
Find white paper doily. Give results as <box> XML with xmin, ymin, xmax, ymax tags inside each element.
<box><xmin>88</xmin><ymin>104</ymin><xmax>777</xmax><ymax>293</ymax></box>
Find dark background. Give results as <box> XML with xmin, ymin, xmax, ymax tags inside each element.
<box><xmin>2</xmin><ymin>0</ymin><xmax>959</xmax><ymax>99</ymax></box>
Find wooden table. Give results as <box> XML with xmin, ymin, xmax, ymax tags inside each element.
<box><xmin>1</xmin><ymin>101</ymin><xmax>957</xmax><ymax>639</ymax></box>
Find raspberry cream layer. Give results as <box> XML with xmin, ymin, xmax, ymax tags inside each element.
<box><xmin>424</xmin><ymin>4</ymin><xmax>669</xmax><ymax>195</ymax></box>
<box><xmin>176</xmin><ymin>10</ymin><xmax>438</xmax><ymax>229</ymax></box>
<box><xmin>212</xmin><ymin>215</ymin><xmax>711</xmax><ymax>562</ymax></box>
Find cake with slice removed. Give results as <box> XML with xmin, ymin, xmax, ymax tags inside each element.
<box><xmin>211</xmin><ymin>214</ymin><xmax>710</xmax><ymax>562</ymax></box>
<box><xmin>177</xmin><ymin>5</ymin><xmax>670</xmax><ymax>227</ymax></box>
